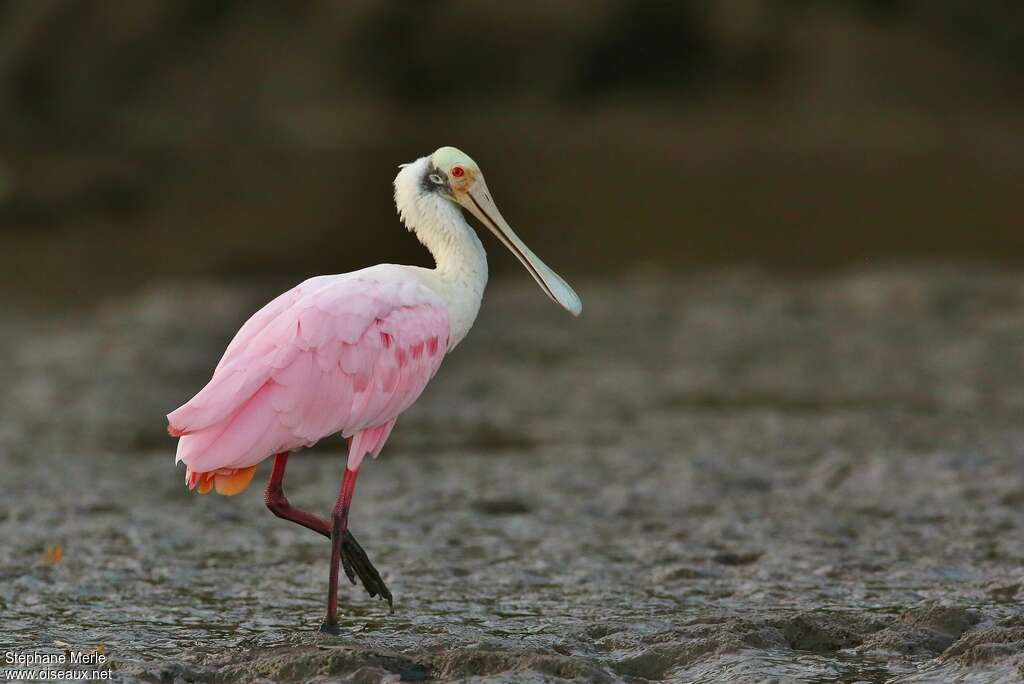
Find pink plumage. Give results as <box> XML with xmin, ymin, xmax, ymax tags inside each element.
<box><xmin>169</xmin><ymin>147</ymin><xmax>581</xmax><ymax>629</ymax></box>
<box><xmin>168</xmin><ymin>265</ymin><xmax>448</xmax><ymax>486</ymax></box>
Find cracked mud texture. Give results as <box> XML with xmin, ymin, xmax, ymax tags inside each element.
<box><xmin>2</xmin><ymin>267</ymin><xmax>1024</xmax><ymax>682</ymax></box>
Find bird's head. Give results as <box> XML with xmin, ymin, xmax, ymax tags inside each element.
<box><xmin>424</xmin><ymin>146</ymin><xmax>481</xmax><ymax>203</ymax></box>
<box><xmin>404</xmin><ymin>146</ymin><xmax>581</xmax><ymax>317</ymax></box>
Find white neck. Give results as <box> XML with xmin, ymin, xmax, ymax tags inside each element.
<box><xmin>394</xmin><ymin>157</ymin><xmax>488</xmax><ymax>348</ymax></box>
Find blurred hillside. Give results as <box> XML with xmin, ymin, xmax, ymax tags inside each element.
<box><xmin>0</xmin><ymin>0</ymin><xmax>1022</xmax><ymax>308</ymax></box>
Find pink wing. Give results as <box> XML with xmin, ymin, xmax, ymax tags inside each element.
<box><xmin>168</xmin><ymin>266</ymin><xmax>449</xmax><ymax>477</ymax></box>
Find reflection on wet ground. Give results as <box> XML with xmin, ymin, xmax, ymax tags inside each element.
<box><xmin>2</xmin><ymin>268</ymin><xmax>1023</xmax><ymax>681</ymax></box>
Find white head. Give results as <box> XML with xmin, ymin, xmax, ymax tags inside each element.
<box><xmin>395</xmin><ymin>146</ymin><xmax>582</xmax><ymax>317</ymax></box>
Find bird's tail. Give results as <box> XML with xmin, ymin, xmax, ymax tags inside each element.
<box><xmin>183</xmin><ymin>464</ymin><xmax>257</xmax><ymax>496</ymax></box>
<box><xmin>169</xmin><ymin>382</ymin><xmax>283</xmax><ymax>496</ymax></box>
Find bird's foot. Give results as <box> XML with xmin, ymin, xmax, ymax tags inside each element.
<box><xmin>341</xmin><ymin>530</ymin><xmax>394</xmax><ymax>612</ymax></box>
<box><xmin>318</xmin><ymin>618</ymin><xmax>342</xmax><ymax>635</ymax></box>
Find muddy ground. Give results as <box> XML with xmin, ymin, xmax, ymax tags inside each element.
<box><xmin>2</xmin><ymin>268</ymin><xmax>1023</xmax><ymax>682</ymax></box>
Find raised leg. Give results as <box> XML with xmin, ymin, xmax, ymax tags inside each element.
<box><xmin>264</xmin><ymin>454</ymin><xmax>393</xmax><ymax>612</ymax></box>
<box><xmin>321</xmin><ymin>466</ymin><xmax>360</xmax><ymax>634</ymax></box>
<box><xmin>264</xmin><ymin>453</ymin><xmax>331</xmax><ymax>535</ymax></box>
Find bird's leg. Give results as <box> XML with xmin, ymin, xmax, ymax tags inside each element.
<box><xmin>321</xmin><ymin>466</ymin><xmax>360</xmax><ymax>634</ymax></box>
<box><xmin>264</xmin><ymin>453</ymin><xmax>331</xmax><ymax>535</ymax></box>
<box><xmin>264</xmin><ymin>454</ymin><xmax>392</xmax><ymax>610</ymax></box>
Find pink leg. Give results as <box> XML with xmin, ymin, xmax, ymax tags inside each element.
<box><xmin>264</xmin><ymin>454</ymin><xmax>392</xmax><ymax>616</ymax></box>
<box><xmin>262</xmin><ymin>454</ymin><xmax>329</xmax><ymax>532</ymax></box>
<box><xmin>264</xmin><ymin>453</ymin><xmax>331</xmax><ymax>536</ymax></box>
<box><xmin>321</xmin><ymin>467</ymin><xmax>360</xmax><ymax>633</ymax></box>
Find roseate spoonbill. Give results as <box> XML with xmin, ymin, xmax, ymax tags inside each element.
<box><xmin>167</xmin><ymin>146</ymin><xmax>581</xmax><ymax>633</ymax></box>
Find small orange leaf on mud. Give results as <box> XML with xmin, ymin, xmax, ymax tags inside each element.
<box><xmin>41</xmin><ymin>544</ymin><xmax>62</xmax><ymax>564</ymax></box>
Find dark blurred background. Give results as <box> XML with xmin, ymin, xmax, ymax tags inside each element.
<box><xmin>1</xmin><ymin>0</ymin><xmax>1021</xmax><ymax>309</ymax></box>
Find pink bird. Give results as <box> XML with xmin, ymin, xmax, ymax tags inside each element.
<box><xmin>168</xmin><ymin>147</ymin><xmax>581</xmax><ymax>632</ymax></box>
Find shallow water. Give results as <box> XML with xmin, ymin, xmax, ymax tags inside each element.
<box><xmin>2</xmin><ymin>268</ymin><xmax>1023</xmax><ymax>682</ymax></box>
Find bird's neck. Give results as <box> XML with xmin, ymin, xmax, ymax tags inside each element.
<box><xmin>395</xmin><ymin>161</ymin><xmax>488</xmax><ymax>348</ymax></box>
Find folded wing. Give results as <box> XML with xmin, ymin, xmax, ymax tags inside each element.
<box><xmin>168</xmin><ymin>267</ymin><xmax>449</xmax><ymax>474</ymax></box>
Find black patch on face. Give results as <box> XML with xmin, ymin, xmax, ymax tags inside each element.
<box><xmin>421</xmin><ymin>163</ymin><xmax>451</xmax><ymax>195</ymax></box>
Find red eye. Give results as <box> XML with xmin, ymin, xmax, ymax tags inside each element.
<box><xmin>451</xmin><ymin>166</ymin><xmax>465</xmax><ymax>178</ymax></box>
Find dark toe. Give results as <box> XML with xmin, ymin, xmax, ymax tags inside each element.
<box><xmin>343</xmin><ymin>530</ymin><xmax>395</xmax><ymax>611</ymax></box>
<box><xmin>318</xmin><ymin>619</ymin><xmax>342</xmax><ymax>635</ymax></box>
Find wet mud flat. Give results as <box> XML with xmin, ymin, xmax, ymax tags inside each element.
<box><xmin>2</xmin><ymin>267</ymin><xmax>1024</xmax><ymax>682</ymax></box>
